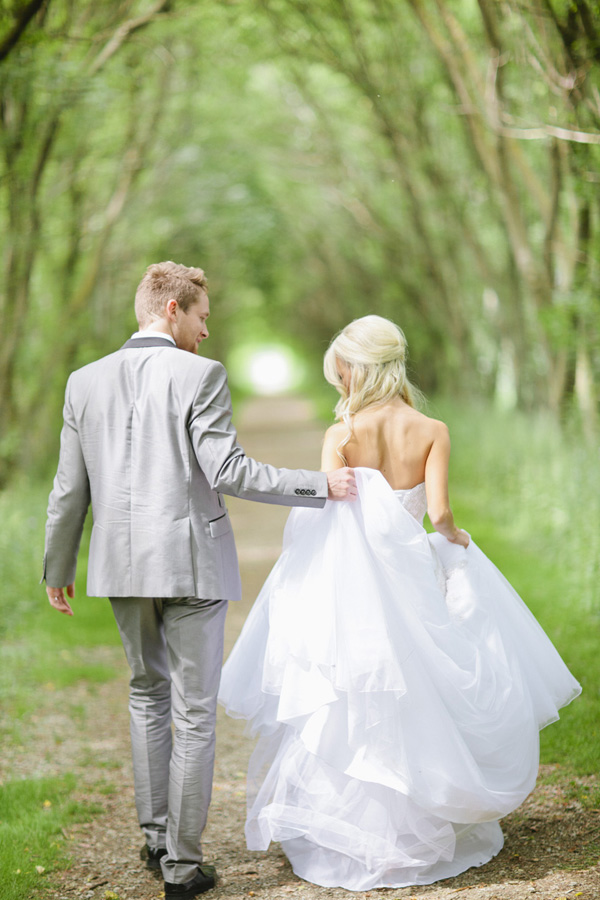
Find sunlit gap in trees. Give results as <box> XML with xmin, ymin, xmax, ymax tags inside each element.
<box><xmin>228</xmin><ymin>344</ymin><xmax>305</xmax><ymax>396</ymax></box>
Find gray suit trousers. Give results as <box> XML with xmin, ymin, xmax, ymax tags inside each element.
<box><xmin>110</xmin><ymin>595</ymin><xmax>228</xmax><ymax>883</ymax></box>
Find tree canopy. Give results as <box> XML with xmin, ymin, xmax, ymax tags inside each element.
<box><xmin>1</xmin><ymin>0</ymin><xmax>600</xmax><ymax>482</ymax></box>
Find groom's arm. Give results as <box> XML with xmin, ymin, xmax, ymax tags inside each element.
<box><xmin>189</xmin><ymin>361</ymin><xmax>328</xmax><ymax>506</ymax></box>
<box><xmin>42</xmin><ymin>375</ymin><xmax>91</xmax><ymax>596</ymax></box>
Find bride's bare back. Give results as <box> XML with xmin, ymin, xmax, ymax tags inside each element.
<box><xmin>321</xmin><ymin>398</ymin><xmax>468</xmax><ymax>545</ymax></box>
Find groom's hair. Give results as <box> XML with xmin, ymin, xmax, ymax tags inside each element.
<box><xmin>135</xmin><ymin>261</ymin><xmax>208</xmax><ymax>327</ymax></box>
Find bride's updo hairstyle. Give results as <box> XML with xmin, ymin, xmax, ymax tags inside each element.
<box><xmin>324</xmin><ymin>315</ymin><xmax>421</xmax><ymax>424</ymax></box>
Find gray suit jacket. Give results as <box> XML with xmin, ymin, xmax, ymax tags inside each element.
<box><xmin>43</xmin><ymin>336</ymin><xmax>327</xmax><ymax>600</ymax></box>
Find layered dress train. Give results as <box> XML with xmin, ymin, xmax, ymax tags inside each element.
<box><xmin>218</xmin><ymin>468</ymin><xmax>580</xmax><ymax>890</ymax></box>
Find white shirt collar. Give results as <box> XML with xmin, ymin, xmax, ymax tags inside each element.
<box><xmin>129</xmin><ymin>331</ymin><xmax>176</xmax><ymax>346</ymax></box>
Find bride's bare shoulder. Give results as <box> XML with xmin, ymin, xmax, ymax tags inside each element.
<box><xmin>323</xmin><ymin>421</ymin><xmax>349</xmax><ymax>442</ymax></box>
<box><xmin>322</xmin><ymin>421</ymin><xmax>350</xmax><ymax>455</ymax></box>
<box><xmin>406</xmin><ymin>412</ymin><xmax>450</xmax><ymax>457</ymax></box>
<box><xmin>321</xmin><ymin>421</ymin><xmax>351</xmax><ymax>469</ymax></box>
<box><xmin>411</xmin><ymin>411</ymin><xmax>450</xmax><ymax>443</ymax></box>
<box><xmin>411</xmin><ymin>409</ymin><xmax>448</xmax><ymax>432</ymax></box>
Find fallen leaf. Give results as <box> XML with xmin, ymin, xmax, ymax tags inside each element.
<box><xmin>35</xmin><ymin>866</ymin><xmax>45</xmax><ymax>874</ymax></box>
<box><xmin>104</xmin><ymin>892</ymin><xmax>120</xmax><ymax>900</ymax></box>
<box><xmin>43</xmin><ymin>799</ymin><xmax>52</xmax><ymax>808</ymax></box>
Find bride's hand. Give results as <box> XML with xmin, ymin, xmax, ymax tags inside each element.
<box><xmin>327</xmin><ymin>467</ymin><xmax>357</xmax><ymax>501</ymax></box>
<box><xmin>449</xmin><ymin>528</ymin><xmax>470</xmax><ymax>548</ymax></box>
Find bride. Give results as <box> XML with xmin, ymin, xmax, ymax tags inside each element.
<box><xmin>218</xmin><ymin>315</ymin><xmax>581</xmax><ymax>891</ymax></box>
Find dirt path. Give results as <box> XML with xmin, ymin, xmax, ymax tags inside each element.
<box><xmin>28</xmin><ymin>396</ymin><xmax>600</xmax><ymax>900</ymax></box>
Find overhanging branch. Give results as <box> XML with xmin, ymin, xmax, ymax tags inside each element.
<box><xmin>498</xmin><ymin>122</ymin><xmax>600</xmax><ymax>144</ymax></box>
<box><xmin>88</xmin><ymin>0</ymin><xmax>170</xmax><ymax>75</ymax></box>
<box><xmin>0</xmin><ymin>0</ymin><xmax>48</xmax><ymax>63</ymax></box>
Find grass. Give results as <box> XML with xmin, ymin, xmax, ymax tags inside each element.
<box><xmin>432</xmin><ymin>398</ymin><xmax>600</xmax><ymax>774</ymax></box>
<box><xmin>0</xmin><ymin>478</ymin><xmax>122</xmax><ymax>710</ymax></box>
<box><xmin>0</xmin><ymin>479</ymin><xmax>122</xmax><ymax>900</ymax></box>
<box><xmin>0</xmin><ymin>775</ymin><xmax>103</xmax><ymax>900</ymax></box>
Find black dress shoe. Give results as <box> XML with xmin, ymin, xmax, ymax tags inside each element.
<box><xmin>164</xmin><ymin>866</ymin><xmax>216</xmax><ymax>898</ymax></box>
<box><xmin>140</xmin><ymin>843</ymin><xmax>167</xmax><ymax>871</ymax></box>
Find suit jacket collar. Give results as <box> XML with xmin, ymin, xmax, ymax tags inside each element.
<box><xmin>121</xmin><ymin>336</ymin><xmax>178</xmax><ymax>350</ymax></box>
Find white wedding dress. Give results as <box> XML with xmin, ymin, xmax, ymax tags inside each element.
<box><xmin>218</xmin><ymin>468</ymin><xmax>580</xmax><ymax>891</ymax></box>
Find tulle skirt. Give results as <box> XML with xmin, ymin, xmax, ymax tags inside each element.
<box><xmin>218</xmin><ymin>468</ymin><xmax>580</xmax><ymax>890</ymax></box>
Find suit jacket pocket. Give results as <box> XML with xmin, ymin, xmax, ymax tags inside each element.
<box><xmin>209</xmin><ymin>512</ymin><xmax>232</xmax><ymax>538</ymax></box>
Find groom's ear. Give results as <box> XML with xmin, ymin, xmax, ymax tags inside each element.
<box><xmin>166</xmin><ymin>299</ymin><xmax>178</xmax><ymax>319</ymax></box>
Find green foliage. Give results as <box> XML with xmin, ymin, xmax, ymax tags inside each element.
<box><xmin>435</xmin><ymin>398</ymin><xmax>600</xmax><ymax>773</ymax></box>
<box><xmin>436</xmin><ymin>399</ymin><xmax>600</xmax><ymax>612</ymax></box>
<box><xmin>0</xmin><ymin>477</ymin><xmax>121</xmax><ymax>900</ymax></box>
<box><xmin>0</xmin><ymin>774</ymin><xmax>101</xmax><ymax>900</ymax></box>
<box><xmin>0</xmin><ymin>478</ymin><xmax>121</xmax><ymax>730</ymax></box>
<box><xmin>2</xmin><ymin>1</ymin><xmax>600</xmax><ymax>480</ymax></box>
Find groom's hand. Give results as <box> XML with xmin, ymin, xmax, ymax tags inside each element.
<box><xmin>47</xmin><ymin>583</ymin><xmax>75</xmax><ymax>616</ymax></box>
<box><xmin>326</xmin><ymin>467</ymin><xmax>357</xmax><ymax>501</ymax></box>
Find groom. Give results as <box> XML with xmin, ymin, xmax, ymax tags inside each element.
<box><xmin>43</xmin><ymin>261</ymin><xmax>356</xmax><ymax>900</ymax></box>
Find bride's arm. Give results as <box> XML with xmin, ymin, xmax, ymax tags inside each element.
<box><xmin>321</xmin><ymin>423</ymin><xmax>348</xmax><ymax>471</ymax></box>
<box><xmin>424</xmin><ymin>422</ymin><xmax>469</xmax><ymax>547</ymax></box>
<box><xmin>320</xmin><ymin>424</ymin><xmax>357</xmax><ymax>499</ymax></box>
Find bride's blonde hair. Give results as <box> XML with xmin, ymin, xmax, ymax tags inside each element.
<box><xmin>324</xmin><ymin>316</ymin><xmax>422</xmax><ymax>457</ymax></box>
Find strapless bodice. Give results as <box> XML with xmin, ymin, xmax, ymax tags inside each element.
<box><xmin>393</xmin><ymin>482</ymin><xmax>427</xmax><ymax>524</ymax></box>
